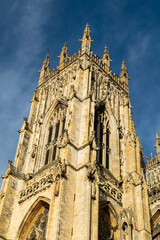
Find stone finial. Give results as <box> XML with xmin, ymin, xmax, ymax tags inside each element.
<box><xmin>38</xmin><ymin>53</ymin><xmax>50</xmax><ymax>86</ymax></box>
<box><xmin>102</xmin><ymin>45</ymin><xmax>112</xmax><ymax>67</ymax></box>
<box><xmin>129</xmin><ymin>112</ymin><xmax>136</xmax><ymax>134</ymax></box>
<box><xmin>156</xmin><ymin>130</ymin><xmax>160</xmax><ymax>139</ymax></box>
<box><xmin>58</xmin><ymin>42</ymin><xmax>68</xmax><ymax>64</ymax></box>
<box><xmin>39</xmin><ymin>53</ymin><xmax>50</xmax><ymax>77</ymax></box>
<box><xmin>80</xmin><ymin>24</ymin><xmax>93</xmax><ymax>51</ymax></box>
<box><xmin>120</xmin><ymin>60</ymin><xmax>130</xmax><ymax>85</ymax></box>
<box><xmin>18</xmin><ymin>117</ymin><xmax>31</xmax><ymax>133</ymax></box>
<box><xmin>155</xmin><ymin>131</ymin><xmax>160</xmax><ymax>156</ymax></box>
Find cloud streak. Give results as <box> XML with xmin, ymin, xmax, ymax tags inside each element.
<box><xmin>1</xmin><ymin>0</ymin><xmax>160</xmax><ymax>187</ymax></box>
<box><xmin>0</xmin><ymin>0</ymin><xmax>55</xmax><ymax>186</ymax></box>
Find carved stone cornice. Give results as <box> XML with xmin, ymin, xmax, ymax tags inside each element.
<box><xmin>98</xmin><ymin>165</ymin><xmax>122</xmax><ymax>204</ymax></box>
<box><xmin>18</xmin><ymin>173</ymin><xmax>54</xmax><ymax>204</ymax></box>
<box><xmin>18</xmin><ymin>157</ymin><xmax>67</xmax><ymax>203</ymax></box>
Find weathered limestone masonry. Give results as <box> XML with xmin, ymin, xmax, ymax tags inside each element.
<box><xmin>0</xmin><ymin>24</ymin><xmax>157</xmax><ymax>239</ymax></box>
<box><xmin>145</xmin><ymin>131</ymin><xmax>160</xmax><ymax>240</ymax></box>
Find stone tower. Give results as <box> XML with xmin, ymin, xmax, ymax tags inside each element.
<box><xmin>145</xmin><ymin>131</ymin><xmax>160</xmax><ymax>239</ymax></box>
<box><xmin>0</xmin><ymin>24</ymin><xmax>152</xmax><ymax>240</ymax></box>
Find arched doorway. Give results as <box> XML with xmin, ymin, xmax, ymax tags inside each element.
<box><xmin>98</xmin><ymin>202</ymin><xmax>119</xmax><ymax>240</ymax></box>
<box><xmin>151</xmin><ymin>209</ymin><xmax>160</xmax><ymax>240</ymax></box>
<box><xmin>17</xmin><ymin>197</ymin><xmax>50</xmax><ymax>240</ymax></box>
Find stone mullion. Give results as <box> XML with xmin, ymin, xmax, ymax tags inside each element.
<box><xmin>102</xmin><ymin>124</ymin><xmax>106</xmax><ymax>168</ymax></box>
<box><xmin>48</xmin><ymin>145</ymin><xmax>53</xmax><ymax>163</ymax></box>
<box><xmin>56</xmin><ymin>109</ymin><xmax>64</xmax><ymax>159</ymax></box>
<box><xmin>59</xmin><ymin>112</ymin><xmax>63</xmax><ymax>138</ymax></box>
<box><xmin>100</xmin><ymin>81</ymin><xmax>102</xmax><ymax>100</ymax></box>
<box><xmin>95</xmin><ymin>73</ymin><xmax>99</xmax><ymax>100</ymax></box>
<box><xmin>49</xmin><ymin>120</ymin><xmax>56</xmax><ymax>162</ymax></box>
<box><xmin>115</xmin><ymin>93</ymin><xmax>119</xmax><ymax>121</ymax></box>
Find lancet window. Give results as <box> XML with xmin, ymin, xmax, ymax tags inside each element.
<box><xmin>94</xmin><ymin>104</ymin><xmax>110</xmax><ymax>169</ymax></box>
<box><xmin>44</xmin><ymin>105</ymin><xmax>66</xmax><ymax>165</ymax></box>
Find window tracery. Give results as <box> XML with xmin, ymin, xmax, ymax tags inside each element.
<box><xmin>25</xmin><ymin>206</ymin><xmax>49</xmax><ymax>240</ymax></box>
<box><xmin>44</xmin><ymin>105</ymin><xmax>66</xmax><ymax>166</ymax></box>
<box><xmin>94</xmin><ymin>105</ymin><xmax>110</xmax><ymax>169</ymax></box>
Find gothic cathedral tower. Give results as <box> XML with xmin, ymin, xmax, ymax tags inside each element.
<box><xmin>0</xmin><ymin>25</ymin><xmax>152</xmax><ymax>240</ymax></box>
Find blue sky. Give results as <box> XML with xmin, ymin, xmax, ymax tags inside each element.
<box><xmin>0</xmin><ymin>0</ymin><xmax>160</xmax><ymax>186</ymax></box>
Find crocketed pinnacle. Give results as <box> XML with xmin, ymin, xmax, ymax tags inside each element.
<box><xmin>120</xmin><ymin>60</ymin><xmax>130</xmax><ymax>84</ymax></box>
<box><xmin>58</xmin><ymin>42</ymin><xmax>68</xmax><ymax>64</ymax></box>
<box><xmin>39</xmin><ymin>53</ymin><xmax>50</xmax><ymax>81</ymax></box>
<box><xmin>155</xmin><ymin>131</ymin><xmax>160</xmax><ymax>156</ymax></box>
<box><xmin>102</xmin><ymin>45</ymin><xmax>112</xmax><ymax>67</ymax></box>
<box><xmin>121</xmin><ymin>60</ymin><xmax>128</xmax><ymax>73</ymax></box>
<box><xmin>80</xmin><ymin>24</ymin><xmax>93</xmax><ymax>49</ymax></box>
<box><xmin>156</xmin><ymin>130</ymin><xmax>160</xmax><ymax>139</ymax></box>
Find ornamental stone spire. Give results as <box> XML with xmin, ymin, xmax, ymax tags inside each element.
<box><xmin>38</xmin><ymin>53</ymin><xmax>50</xmax><ymax>86</ymax></box>
<box><xmin>58</xmin><ymin>43</ymin><xmax>68</xmax><ymax>64</ymax></box>
<box><xmin>155</xmin><ymin>131</ymin><xmax>160</xmax><ymax>157</ymax></box>
<box><xmin>80</xmin><ymin>24</ymin><xmax>93</xmax><ymax>53</ymax></box>
<box><xmin>102</xmin><ymin>45</ymin><xmax>112</xmax><ymax>68</ymax></box>
<box><xmin>58</xmin><ymin>43</ymin><xmax>69</xmax><ymax>69</ymax></box>
<box><xmin>120</xmin><ymin>60</ymin><xmax>130</xmax><ymax>85</ymax></box>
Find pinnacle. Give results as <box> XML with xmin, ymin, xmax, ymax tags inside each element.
<box><xmin>85</xmin><ymin>23</ymin><xmax>90</xmax><ymax>33</ymax></box>
<box><xmin>80</xmin><ymin>24</ymin><xmax>93</xmax><ymax>50</ymax></box>
<box><xmin>156</xmin><ymin>130</ymin><xmax>160</xmax><ymax>138</ymax></box>
<box><xmin>102</xmin><ymin>45</ymin><xmax>112</xmax><ymax>66</ymax></box>
<box><xmin>82</xmin><ymin>23</ymin><xmax>91</xmax><ymax>39</ymax></box>
<box><xmin>103</xmin><ymin>45</ymin><xmax>109</xmax><ymax>54</ymax></box>
<box><xmin>121</xmin><ymin>60</ymin><xmax>127</xmax><ymax>70</ymax></box>
<box><xmin>64</xmin><ymin>42</ymin><xmax>67</xmax><ymax>48</ymax></box>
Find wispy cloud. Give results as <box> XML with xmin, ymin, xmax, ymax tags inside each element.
<box><xmin>0</xmin><ymin>0</ymin><xmax>55</xmax><ymax>185</ymax></box>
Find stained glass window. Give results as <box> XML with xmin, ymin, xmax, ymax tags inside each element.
<box><xmin>25</xmin><ymin>207</ymin><xmax>49</xmax><ymax>240</ymax></box>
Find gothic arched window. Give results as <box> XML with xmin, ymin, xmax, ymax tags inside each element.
<box><xmin>18</xmin><ymin>200</ymin><xmax>49</xmax><ymax>240</ymax></box>
<box><xmin>94</xmin><ymin>105</ymin><xmax>110</xmax><ymax>169</ymax></box>
<box><xmin>26</xmin><ymin>206</ymin><xmax>49</xmax><ymax>240</ymax></box>
<box><xmin>44</xmin><ymin>105</ymin><xmax>66</xmax><ymax>166</ymax></box>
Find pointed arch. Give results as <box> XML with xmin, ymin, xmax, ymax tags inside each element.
<box><xmin>16</xmin><ymin>196</ymin><xmax>50</xmax><ymax>240</ymax></box>
<box><xmin>94</xmin><ymin>99</ymin><xmax>120</xmax><ymax>178</ymax></box>
<box><xmin>35</xmin><ymin>98</ymin><xmax>68</xmax><ymax>171</ymax></box>
<box><xmin>98</xmin><ymin>201</ymin><xmax>119</xmax><ymax>240</ymax></box>
<box><xmin>43</xmin><ymin>98</ymin><xmax>68</xmax><ymax>127</ymax></box>
<box><xmin>105</xmin><ymin>100</ymin><xmax>121</xmax><ymax>180</ymax></box>
<box><xmin>150</xmin><ymin>206</ymin><xmax>160</xmax><ymax>239</ymax></box>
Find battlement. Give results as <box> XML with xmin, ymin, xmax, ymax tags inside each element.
<box><xmin>38</xmin><ymin>47</ymin><xmax>129</xmax><ymax>94</ymax></box>
<box><xmin>146</xmin><ymin>155</ymin><xmax>160</xmax><ymax>168</ymax></box>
